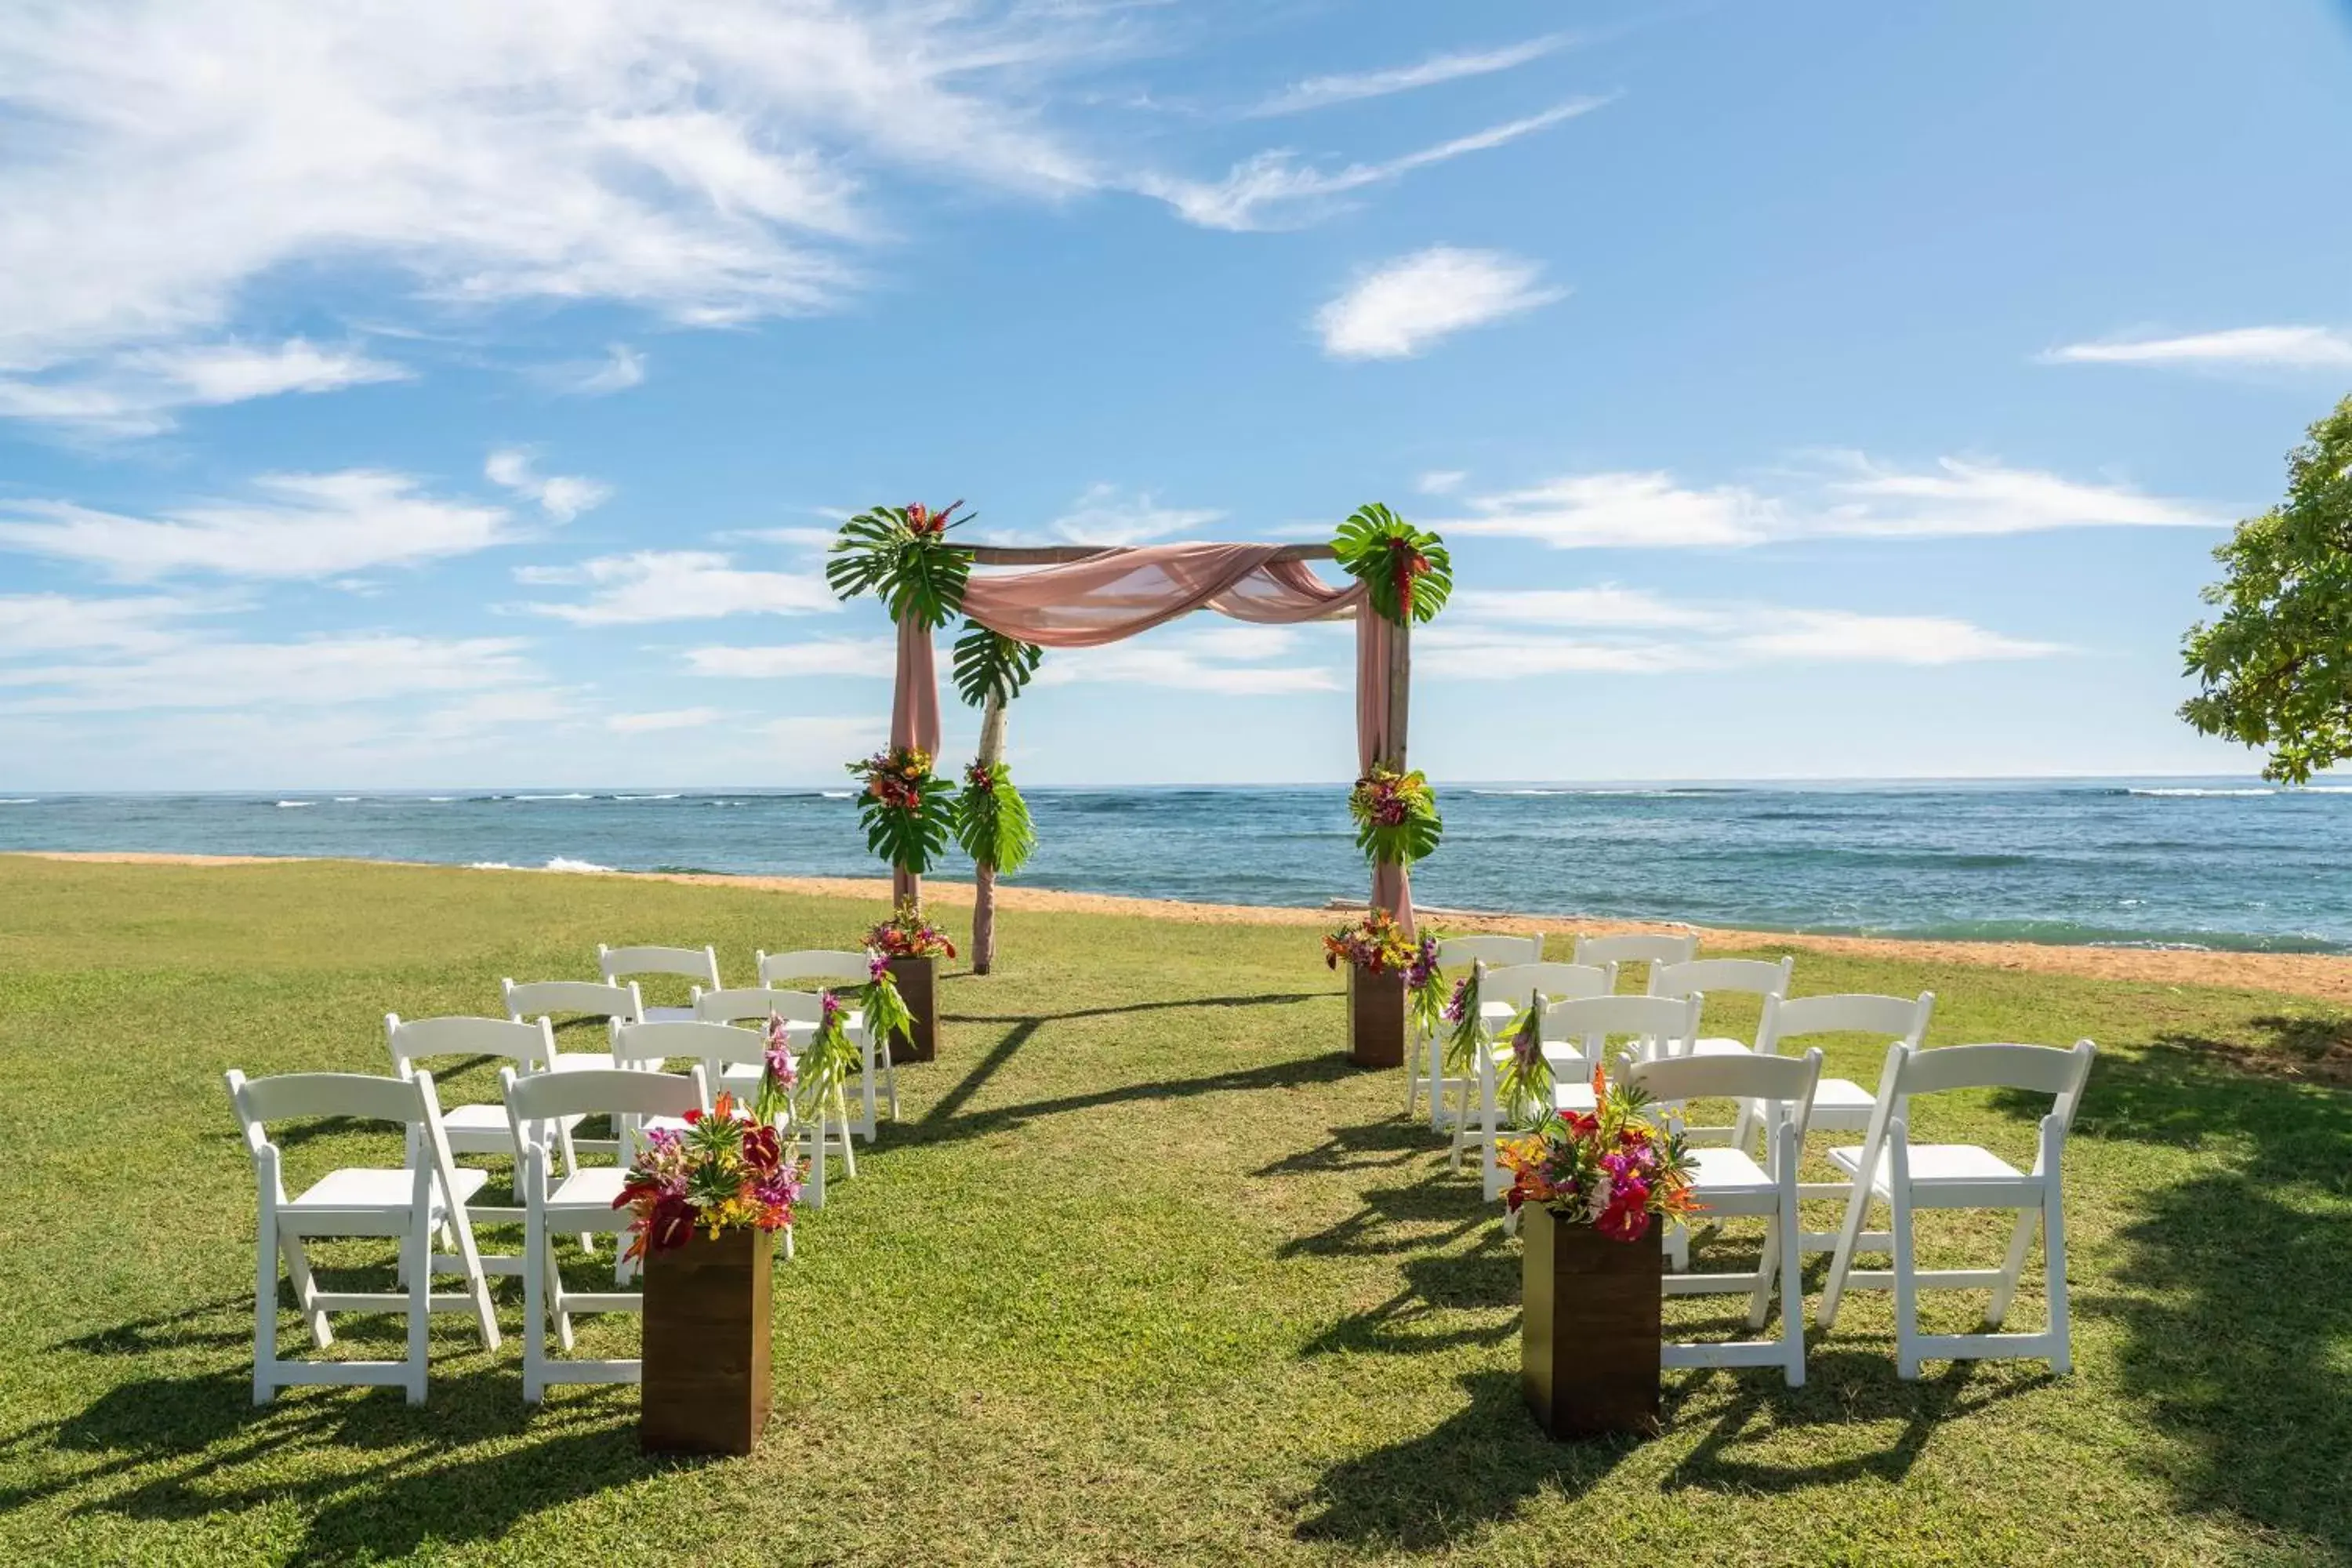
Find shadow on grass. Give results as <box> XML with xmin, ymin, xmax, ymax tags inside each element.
<box><xmin>2056</xmin><ymin>1041</ymin><xmax>2352</xmax><ymax>1553</ymax></box>
<box><xmin>2</xmin><ymin>1362</ymin><xmax>656</xmax><ymax>1566</ymax></box>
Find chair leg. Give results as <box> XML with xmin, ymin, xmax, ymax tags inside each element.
<box><xmin>833</xmin><ymin>1086</ymin><xmax>857</xmax><ymax>1178</ymax></box>
<box><xmin>1744</xmin><ymin>1218</ymin><xmax>1777</xmax><ymax>1329</ymax></box>
<box><xmin>883</xmin><ymin>1049</ymin><xmax>899</xmax><ymax>1120</ymax></box>
<box><xmin>1889</xmin><ymin>1138</ymin><xmax>1919</xmax><ymax>1380</ymax></box>
<box><xmin>253</xmin><ymin>1214</ymin><xmax>280</xmax><ymax>1406</ymax></box>
<box><xmin>2042</xmin><ymin>1120</ymin><xmax>2071</xmax><ymax>1374</ymax></box>
<box><xmin>283</xmin><ymin>1238</ymin><xmax>332</xmax><ymax>1348</ymax></box>
<box><xmin>522</xmin><ymin>1194</ymin><xmax>546</xmax><ymax>1404</ymax></box>
<box><xmin>405</xmin><ymin>1214</ymin><xmax>431</xmax><ymax>1406</ymax></box>
<box><xmin>859</xmin><ymin>1048</ymin><xmax>879</xmax><ymax>1144</ymax></box>
<box><xmin>1985</xmin><ymin>1207</ymin><xmax>2040</xmax><ymax>1329</ymax></box>
<box><xmin>1775</xmin><ymin>1127</ymin><xmax>1805</xmax><ymax>1385</ymax></box>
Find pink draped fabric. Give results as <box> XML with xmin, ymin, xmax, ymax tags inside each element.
<box><xmin>887</xmin><ymin>542</ymin><xmax>1412</xmax><ymax>927</ymax></box>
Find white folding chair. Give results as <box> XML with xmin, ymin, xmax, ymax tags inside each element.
<box><xmin>225</xmin><ymin>1069</ymin><xmax>499</xmax><ymax>1406</ymax></box>
<box><xmin>756</xmin><ymin>949</ymin><xmax>898</xmax><ymax>1135</ymax></box>
<box><xmin>386</xmin><ymin>1012</ymin><xmax>585</xmax><ymax>1265</ymax></box>
<box><xmin>504</xmin><ymin>1064</ymin><xmax>708</xmax><ymax>1403</ymax></box>
<box><xmin>597</xmin><ymin>943</ymin><xmax>722</xmax><ymax>1023</ymax></box>
<box><xmin>1817</xmin><ymin>1040</ymin><xmax>2097</xmax><ymax>1378</ymax></box>
<box><xmin>1748</xmin><ymin>993</ymin><xmax>1934</xmax><ymax>1250</ymax></box>
<box><xmin>1627</xmin><ymin>1047</ymin><xmax>1824</xmax><ymax>1387</ymax></box>
<box><xmin>1451</xmin><ymin>971</ymin><xmax>1640</xmax><ymax>1201</ymax></box>
<box><xmin>1406</xmin><ymin>935</ymin><xmax>1544</xmax><ymax>1125</ymax></box>
<box><xmin>615</xmin><ymin>1017</ymin><xmax>844</xmax><ymax>1211</ymax></box>
<box><xmin>1648</xmin><ymin>956</ymin><xmax>1795</xmax><ymax>1056</ymax></box>
<box><xmin>499</xmin><ymin>979</ymin><xmax>647</xmax><ymax>1157</ymax></box>
<box><xmin>1444</xmin><ymin>960</ymin><xmax>1614</xmax><ymax>1138</ymax></box>
<box><xmin>1572</xmin><ymin>931</ymin><xmax>1699</xmax><ymax>990</ymax></box>
<box><xmin>1534</xmin><ymin>991</ymin><xmax>1702</xmax><ymax>1118</ymax></box>
<box><xmin>688</xmin><ymin>992</ymin><xmax>860</xmax><ymax>1181</ymax></box>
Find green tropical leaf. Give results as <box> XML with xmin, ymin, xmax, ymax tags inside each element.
<box><xmin>826</xmin><ymin>505</ymin><xmax>975</xmax><ymax>631</ymax></box>
<box><xmin>952</xmin><ymin>760</ymin><xmax>1036</xmax><ymax>876</ymax></box>
<box><xmin>1332</xmin><ymin>503</ymin><xmax>1453</xmax><ymax>626</ymax></box>
<box><xmin>951</xmin><ymin>622</ymin><xmax>1044</xmax><ymax>710</ymax></box>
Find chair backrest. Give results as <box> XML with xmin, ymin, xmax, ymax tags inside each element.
<box><xmin>385</xmin><ymin>1014</ymin><xmax>554</xmax><ymax>1076</ymax></box>
<box><xmin>1433</xmin><ymin>934</ymin><xmax>1544</xmax><ymax>970</ymax></box>
<box><xmin>503</xmin><ymin>1065</ymin><xmax>707</xmax><ymax>1174</ymax></box>
<box><xmin>1480</xmin><ymin>962</ymin><xmax>1614</xmax><ymax>1013</ymax></box>
<box><xmin>1850</xmin><ymin>1040</ymin><xmax>2099</xmax><ymax>1183</ymax></box>
<box><xmin>1544</xmin><ymin>993</ymin><xmax>1703</xmax><ymax>1069</ymax></box>
<box><xmin>225</xmin><ymin>1068</ymin><xmax>463</xmax><ymax>1216</ymax></box>
<box><xmin>597</xmin><ymin>943</ymin><xmax>722</xmax><ymax>988</ymax></box>
<box><xmin>1649</xmin><ymin>956</ymin><xmax>1794</xmax><ymax>1002</ymax></box>
<box><xmin>613</xmin><ymin>1018</ymin><xmax>773</xmax><ymax>1072</ymax></box>
<box><xmin>1759</xmin><ymin>992</ymin><xmax>1933</xmax><ymax>1057</ymax></box>
<box><xmin>1627</xmin><ymin>1047</ymin><xmax>1824</xmax><ymax>1138</ymax></box>
<box><xmin>502</xmin><ymin>978</ymin><xmax>643</xmax><ymax>1025</ymax></box>
<box><xmin>756</xmin><ymin>949</ymin><xmax>871</xmax><ymax>988</ymax></box>
<box><xmin>1573</xmin><ymin>932</ymin><xmax>1699</xmax><ymax>969</ymax></box>
<box><xmin>695</xmin><ymin>986</ymin><xmax>827</xmax><ymax>1027</ymax></box>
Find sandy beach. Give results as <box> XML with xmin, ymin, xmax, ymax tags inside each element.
<box><xmin>21</xmin><ymin>849</ymin><xmax>2352</xmax><ymax>1006</ymax></box>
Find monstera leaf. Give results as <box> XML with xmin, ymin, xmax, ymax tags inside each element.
<box><xmin>826</xmin><ymin>503</ymin><xmax>974</xmax><ymax>630</ymax></box>
<box><xmin>1333</xmin><ymin>503</ymin><xmax>1453</xmax><ymax>626</ymax></box>
<box><xmin>951</xmin><ymin>621</ymin><xmax>1044</xmax><ymax>710</ymax></box>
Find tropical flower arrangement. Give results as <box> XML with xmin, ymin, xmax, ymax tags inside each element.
<box><xmin>865</xmin><ymin>898</ymin><xmax>957</xmax><ymax>960</ymax></box>
<box><xmin>951</xmin><ymin>757</ymin><xmax>1035</xmax><ymax>877</ymax></box>
<box><xmin>753</xmin><ymin>1011</ymin><xmax>798</xmax><ymax>1126</ymax></box>
<box><xmin>615</xmin><ymin>1093</ymin><xmax>802</xmax><ymax>1259</ymax></box>
<box><xmin>789</xmin><ymin>991</ymin><xmax>866</xmax><ymax>1118</ymax></box>
<box><xmin>1323</xmin><ymin>907</ymin><xmax>1420</xmax><ymax>974</ymax></box>
<box><xmin>1403</xmin><ymin>935</ymin><xmax>1446</xmax><ymax>1036</ymax></box>
<box><xmin>854</xmin><ymin>952</ymin><xmax>917</xmax><ymax>1046</ymax></box>
<box><xmin>1331</xmin><ymin>502</ymin><xmax>1454</xmax><ymax>626</ymax></box>
<box><xmin>1348</xmin><ymin>764</ymin><xmax>1443</xmax><ymax>867</ymax></box>
<box><xmin>847</xmin><ymin>746</ymin><xmax>956</xmax><ymax>875</ymax></box>
<box><xmin>825</xmin><ymin>501</ymin><xmax>975</xmax><ymax>630</ymax></box>
<box><xmin>1492</xmin><ymin>999</ymin><xmax>1555</xmax><ymax>1127</ymax></box>
<box><xmin>1498</xmin><ymin>1067</ymin><xmax>1699</xmax><ymax>1243</ymax></box>
<box><xmin>1439</xmin><ymin>965</ymin><xmax>1485</xmax><ymax>1078</ymax></box>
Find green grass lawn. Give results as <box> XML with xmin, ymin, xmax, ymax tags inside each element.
<box><xmin>3</xmin><ymin>855</ymin><xmax>2350</xmax><ymax>1566</ymax></box>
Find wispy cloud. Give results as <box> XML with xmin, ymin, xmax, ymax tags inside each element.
<box><xmin>0</xmin><ymin>633</ymin><xmax>537</xmax><ymax>713</ymax></box>
<box><xmin>1416</xmin><ymin>470</ymin><xmax>1468</xmax><ymax>495</ymax></box>
<box><xmin>1421</xmin><ymin>588</ymin><xmax>2068</xmax><ymax>679</ymax></box>
<box><xmin>516</xmin><ymin>550</ymin><xmax>836</xmax><ymax>626</ymax></box>
<box><xmin>0</xmin><ymin>338</ymin><xmax>408</xmax><ymax>436</ymax></box>
<box><xmin>1034</xmin><ymin>626</ymin><xmax>1338</xmax><ymax>695</ymax></box>
<box><xmin>1316</xmin><ymin>247</ymin><xmax>1564</xmax><ymax>360</ymax></box>
<box><xmin>1047</xmin><ymin>483</ymin><xmax>1225</xmax><ymax>545</ymax></box>
<box><xmin>1436</xmin><ymin>456</ymin><xmax>2220</xmax><ymax>549</ymax></box>
<box><xmin>2042</xmin><ymin>325</ymin><xmax>2352</xmax><ymax>369</ymax></box>
<box><xmin>1139</xmin><ymin>100</ymin><xmax>1606</xmax><ymax>231</ymax></box>
<box><xmin>683</xmin><ymin>637</ymin><xmax>896</xmax><ymax>678</ymax></box>
<box><xmin>485</xmin><ymin>448</ymin><xmax>611</xmax><ymax>523</ymax></box>
<box><xmin>550</xmin><ymin>343</ymin><xmax>648</xmax><ymax>396</ymax></box>
<box><xmin>1247</xmin><ymin>35</ymin><xmax>1570</xmax><ymax>118</ymax></box>
<box><xmin>607</xmin><ymin>706</ymin><xmax>722</xmax><ymax>733</ymax></box>
<box><xmin>0</xmin><ymin>470</ymin><xmax>514</xmax><ymax>579</ymax></box>
<box><xmin>0</xmin><ymin>591</ymin><xmax>232</xmax><ymax>654</ymax></box>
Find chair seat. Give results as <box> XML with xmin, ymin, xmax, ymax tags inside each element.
<box><xmin>289</xmin><ymin>1165</ymin><xmax>488</xmax><ymax>1213</ymax></box>
<box><xmin>1554</xmin><ymin>1083</ymin><xmax>1597</xmax><ymax>1113</ymax></box>
<box><xmin>441</xmin><ymin>1103</ymin><xmax>510</xmax><ymax>1136</ymax></box>
<box><xmin>545</xmin><ymin>1167</ymin><xmax>632</xmax><ymax>1210</ymax></box>
<box><xmin>548</xmin><ymin>1051</ymin><xmax>611</xmax><ymax>1073</ymax></box>
<box><xmin>1686</xmin><ymin>1146</ymin><xmax>1776</xmax><ymax>1197</ymax></box>
<box><xmin>641</xmin><ymin>1004</ymin><xmax>696</xmax><ymax>1025</ymax></box>
<box><xmin>1828</xmin><ymin>1142</ymin><xmax>2024</xmax><ymax>1195</ymax></box>
<box><xmin>1675</xmin><ymin>1036</ymin><xmax>1752</xmax><ymax>1058</ymax></box>
<box><xmin>1809</xmin><ymin>1077</ymin><xmax>1876</xmax><ymax>1112</ymax></box>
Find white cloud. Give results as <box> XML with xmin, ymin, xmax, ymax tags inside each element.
<box><xmin>608</xmin><ymin>706</ymin><xmax>723</xmax><ymax>733</ymax></box>
<box><xmin>0</xmin><ymin>338</ymin><xmax>408</xmax><ymax>435</ymax></box>
<box><xmin>0</xmin><ymin>591</ymin><xmax>228</xmax><ymax>653</ymax></box>
<box><xmin>485</xmin><ymin>448</ymin><xmax>611</xmax><ymax>523</ymax></box>
<box><xmin>1140</xmin><ymin>100</ymin><xmax>1606</xmax><ymax>231</ymax></box>
<box><xmin>1418</xmin><ymin>586</ymin><xmax>2068</xmax><ymax>680</ymax></box>
<box><xmin>1317</xmin><ymin>247</ymin><xmax>1563</xmax><ymax>360</ymax></box>
<box><xmin>1735</xmin><ymin>611</ymin><xmax>2067</xmax><ymax>665</ymax></box>
<box><xmin>1443</xmin><ymin>471</ymin><xmax>1777</xmax><ymax>549</ymax></box>
<box><xmin>766</xmin><ymin>714</ymin><xmax>884</xmax><ymax>757</ymax></box>
<box><xmin>1035</xmin><ymin>626</ymin><xmax>1337</xmax><ymax>695</ymax></box>
<box><xmin>684</xmin><ymin>638</ymin><xmax>895</xmax><ymax>678</ymax></box>
<box><xmin>557</xmin><ymin>343</ymin><xmax>648</xmax><ymax>396</ymax></box>
<box><xmin>1047</xmin><ymin>483</ymin><xmax>1226</xmax><ymax>546</ymax></box>
<box><xmin>1435</xmin><ymin>456</ymin><xmax>2220</xmax><ymax>549</ymax></box>
<box><xmin>0</xmin><ymin>2</ymin><xmax>1104</xmax><ymax>382</ymax></box>
<box><xmin>0</xmin><ymin>470</ymin><xmax>514</xmax><ymax>579</ymax></box>
<box><xmin>1248</xmin><ymin>35</ymin><xmax>1570</xmax><ymax>118</ymax></box>
<box><xmin>1416</xmin><ymin>470</ymin><xmax>1468</xmax><ymax>495</ymax></box>
<box><xmin>517</xmin><ymin>550</ymin><xmax>837</xmax><ymax>626</ymax></box>
<box><xmin>2044</xmin><ymin>325</ymin><xmax>2352</xmax><ymax>369</ymax></box>
<box><xmin>0</xmin><ymin>633</ymin><xmax>535</xmax><ymax>713</ymax></box>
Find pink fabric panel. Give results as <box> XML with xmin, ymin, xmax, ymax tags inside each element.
<box><xmin>890</xmin><ymin>612</ymin><xmax>941</xmax><ymax>757</ymax></box>
<box><xmin>959</xmin><ymin>543</ymin><xmax>1364</xmax><ymax>647</ymax></box>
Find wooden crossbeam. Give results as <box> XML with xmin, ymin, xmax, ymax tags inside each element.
<box><xmin>965</xmin><ymin>543</ymin><xmax>1340</xmax><ymax>565</ymax></box>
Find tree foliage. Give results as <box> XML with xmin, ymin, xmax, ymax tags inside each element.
<box><xmin>2182</xmin><ymin>394</ymin><xmax>2352</xmax><ymax>783</ymax></box>
<box><xmin>1332</xmin><ymin>503</ymin><xmax>1453</xmax><ymax>626</ymax></box>
<box><xmin>951</xmin><ymin>622</ymin><xmax>1044</xmax><ymax>709</ymax></box>
<box><xmin>825</xmin><ymin>503</ymin><xmax>974</xmax><ymax>630</ymax></box>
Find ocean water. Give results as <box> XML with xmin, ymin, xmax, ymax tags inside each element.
<box><xmin>3</xmin><ymin>779</ymin><xmax>2349</xmax><ymax>953</ymax></box>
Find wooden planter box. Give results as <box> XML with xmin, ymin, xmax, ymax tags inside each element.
<box><xmin>884</xmin><ymin>954</ymin><xmax>938</xmax><ymax>1064</ymax></box>
<box><xmin>641</xmin><ymin>1227</ymin><xmax>773</xmax><ymax>1456</ymax></box>
<box><xmin>1347</xmin><ymin>966</ymin><xmax>1407</xmax><ymax>1069</ymax></box>
<box><xmin>1521</xmin><ymin>1204</ymin><xmax>1662</xmax><ymax>1439</ymax></box>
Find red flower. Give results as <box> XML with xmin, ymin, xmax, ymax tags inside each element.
<box><xmin>741</xmin><ymin>1124</ymin><xmax>781</xmax><ymax>1174</ymax></box>
<box><xmin>646</xmin><ymin>1193</ymin><xmax>697</xmax><ymax>1252</ymax></box>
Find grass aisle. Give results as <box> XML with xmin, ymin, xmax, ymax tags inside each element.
<box><xmin>1</xmin><ymin>855</ymin><xmax>2348</xmax><ymax>1566</ymax></box>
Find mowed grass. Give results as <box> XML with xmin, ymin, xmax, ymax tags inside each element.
<box><xmin>2</xmin><ymin>855</ymin><xmax>2350</xmax><ymax>1566</ymax></box>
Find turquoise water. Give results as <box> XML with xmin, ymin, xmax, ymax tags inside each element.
<box><xmin>3</xmin><ymin>779</ymin><xmax>2348</xmax><ymax>953</ymax></box>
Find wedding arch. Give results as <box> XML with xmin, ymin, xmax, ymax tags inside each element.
<box><xmin>825</xmin><ymin>503</ymin><xmax>1453</xmax><ymax>980</ymax></box>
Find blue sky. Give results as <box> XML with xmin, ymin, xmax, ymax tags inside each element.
<box><xmin>3</xmin><ymin>0</ymin><xmax>2350</xmax><ymax>789</ymax></box>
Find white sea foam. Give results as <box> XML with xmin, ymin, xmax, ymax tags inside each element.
<box><xmin>0</xmin><ymin>797</ymin><xmax>34</xmax><ymax>805</ymax></box>
<box><xmin>515</xmin><ymin>793</ymin><xmax>593</xmax><ymax>801</ymax></box>
<box><xmin>333</xmin><ymin>796</ymin><xmax>360</xmax><ymax>803</ymax></box>
<box><xmin>427</xmin><ymin>796</ymin><xmax>458</xmax><ymax>803</ymax></box>
<box><xmin>467</xmin><ymin>859</ymin><xmax>515</xmax><ymax>870</ymax></box>
<box><xmin>614</xmin><ymin>793</ymin><xmax>681</xmax><ymax>800</ymax></box>
<box><xmin>543</xmin><ymin>856</ymin><xmax>615</xmax><ymax>873</ymax></box>
<box><xmin>820</xmin><ymin>790</ymin><xmax>851</xmax><ymax>800</ymax></box>
<box><xmin>2129</xmin><ymin>786</ymin><xmax>2274</xmax><ymax>797</ymax></box>
<box><xmin>276</xmin><ymin>800</ymin><xmax>314</xmax><ymax>808</ymax></box>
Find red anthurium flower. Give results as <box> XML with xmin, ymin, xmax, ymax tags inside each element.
<box><xmin>740</xmin><ymin>1124</ymin><xmax>781</xmax><ymax>1174</ymax></box>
